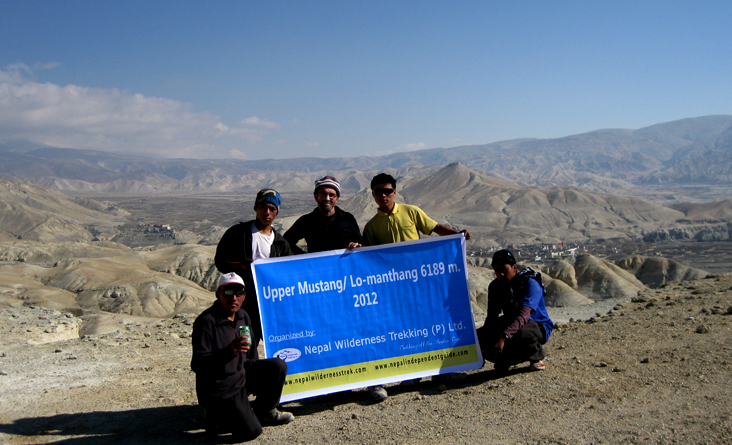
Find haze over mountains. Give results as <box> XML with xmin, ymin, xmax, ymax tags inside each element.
<box><xmin>3</xmin><ymin>114</ymin><xmax>732</xmax><ymax>248</ymax></box>
<box><xmin>1</xmin><ymin>115</ymin><xmax>731</xmax><ymax>202</ymax></box>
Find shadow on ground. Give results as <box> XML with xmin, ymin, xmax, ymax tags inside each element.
<box><xmin>0</xmin><ymin>369</ymin><xmax>525</xmax><ymax>444</ymax></box>
<box><xmin>0</xmin><ymin>405</ymin><xmax>214</xmax><ymax>445</ymax></box>
<box><xmin>282</xmin><ymin>366</ymin><xmax>524</xmax><ymax>415</ymax></box>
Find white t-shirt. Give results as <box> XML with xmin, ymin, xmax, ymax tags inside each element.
<box><xmin>251</xmin><ymin>222</ymin><xmax>275</xmax><ymax>260</ymax></box>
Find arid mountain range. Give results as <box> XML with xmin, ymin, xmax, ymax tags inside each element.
<box><xmin>2</xmin><ymin>115</ymin><xmax>732</xmax><ymax>202</ymax></box>
<box><xmin>0</xmin><ymin>115</ymin><xmax>730</xmax><ymax>323</ymax></box>
<box><xmin>0</xmin><ymin>175</ymin><xmax>712</xmax><ymax>323</ymax></box>
<box><xmin>4</xmin><ymin>158</ymin><xmax>732</xmax><ymax>249</ymax></box>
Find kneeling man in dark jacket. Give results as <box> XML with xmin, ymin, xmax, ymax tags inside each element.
<box><xmin>191</xmin><ymin>272</ymin><xmax>293</xmax><ymax>441</ymax></box>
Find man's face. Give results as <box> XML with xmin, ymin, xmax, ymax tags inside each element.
<box><xmin>314</xmin><ymin>186</ymin><xmax>339</xmax><ymax>216</ymax></box>
<box><xmin>255</xmin><ymin>203</ymin><xmax>278</xmax><ymax>226</ymax></box>
<box><xmin>371</xmin><ymin>182</ymin><xmax>396</xmax><ymax>213</ymax></box>
<box><xmin>217</xmin><ymin>284</ymin><xmax>246</xmax><ymax>317</ymax></box>
<box><xmin>492</xmin><ymin>263</ymin><xmax>518</xmax><ymax>284</ymax></box>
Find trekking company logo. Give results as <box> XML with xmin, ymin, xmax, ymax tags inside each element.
<box><xmin>274</xmin><ymin>348</ymin><xmax>302</xmax><ymax>362</ymax></box>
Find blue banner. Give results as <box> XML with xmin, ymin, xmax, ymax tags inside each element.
<box><xmin>252</xmin><ymin>234</ymin><xmax>482</xmax><ymax>402</ymax></box>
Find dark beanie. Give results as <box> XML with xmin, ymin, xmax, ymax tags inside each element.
<box><xmin>491</xmin><ymin>249</ymin><xmax>516</xmax><ymax>266</ymax></box>
<box><xmin>253</xmin><ymin>189</ymin><xmax>281</xmax><ymax>210</ymax></box>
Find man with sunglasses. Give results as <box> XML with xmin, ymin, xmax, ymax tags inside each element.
<box><xmin>191</xmin><ymin>272</ymin><xmax>294</xmax><ymax>441</ymax></box>
<box><xmin>362</xmin><ymin>173</ymin><xmax>471</xmax><ymax>400</ymax></box>
<box><xmin>284</xmin><ymin>175</ymin><xmax>363</xmax><ymax>254</ymax></box>
<box><xmin>215</xmin><ymin>189</ymin><xmax>293</xmax><ymax>352</ymax></box>
<box><xmin>477</xmin><ymin>249</ymin><xmax>554</xmax><ymax>373</ymax></box>
<box><xmin>363</xmin><ymin>173</ymin><xmax>470</xmax><ymax>247</ymax></box>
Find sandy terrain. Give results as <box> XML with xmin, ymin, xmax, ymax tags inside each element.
<box><xmin>1</xmin><ymin>273</ymin><xmax>731</xmax><ymax>444</ymax></box>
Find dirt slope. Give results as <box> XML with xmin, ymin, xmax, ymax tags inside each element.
<box><xmin>1</xmin><ymin>274</ymin><xmax>731</xmax><ymax>444</ymax></box>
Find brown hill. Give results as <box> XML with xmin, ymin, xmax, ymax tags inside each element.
<box><xmin>541</xmin><ymin>274</ymin><xmax>595</xmax><ymax>307</ymax></box>
<box><xmin>398</xmin><ymin>163</ymin><xmax>685</xmax><ymax>245</ymax></box>
<box><xmin>573</xmin><ymin>255</ymin><xmax>645</xmax><ymax>300</ymax></box>
<box><xmin>671</xmin><ymin>198</ymin><xmax>732</xmax><ymax>221</ymax></box>
<box><xmin>616</xmin><ymin>255</ymin><xmax>708</xmax><ymax>288</ymax></box>
<box><xmin>640</xmin><ymin>125</ymin><xmax>732</xmax><ymax>185</ymax></box>
<box><xmin>136</xmin><ymin>244</ymin><xmax>218</xmax><ymax>291</ymax></box>
<box><xmin>539</xmin><ymin>254</ymin><xmax>647</xmax><ymax>301</ymax></box>
<box><xmin>0</xmin><ymin>241</ymin><xmax>212</xmax><ymax>318</ymax></box>
<box><xmin>0</xmin><ymin>179</ymin><xmax>124</xmax><ymax>243</ymax></box>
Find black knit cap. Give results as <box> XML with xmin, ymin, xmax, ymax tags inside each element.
<box><xmin>491</xmin><ymin>249</ymin><xmax>516</xmax><ymax>266</ymax></box>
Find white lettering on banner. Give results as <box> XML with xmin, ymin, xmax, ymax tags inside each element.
<box><xmin>269</xmin><ymin>329</ymin><xmax>316</xmax><ymax>343</ymax></box>
<box><xmin>259</xmin><ymin>261</ymin><xmax>462</xmax><ymax>305</ymax></box>
<box><xmin>420</xmin><ymin>262</ymin><xmax>461</xmax><ymax>277</ymax></box>
<box><xmin>430</xmin><ymin>322</ymin><xmax>468</xmax><ymax>335</ymax></box>
<box><xmin>449</xmin><ymin>321</ymin><xmax>466</xmax><ymax>331</ymax></box>
<box><xmin>388</xmin><ymin>328</ymin><xmax>429</xmax><ymax>340</ymax></box>
<box><xmin>349</xmin><ymin>268</ymin><xmax>419</xmax><ymax>289</ymax></box>
<box><xmin>298</xmin><ymin>276</ymin><xmax>347</xmax><ymax>295</ymax></box>
<box><xmin>304</xmin><ymin>342</ymin><xmax>332</xmax><ymax>354</ymax></box>
<box><xmin>303</xmin><ymin>336</ymin><xmax>389</xmax><ymax>355</ymax></box>
<box><xmin>334</xmin><ymin>335</ymin><xmax>387</xmax><ymax>349</ymax></box>
<box><xmin>353</xmin><ymin>292</ymin><xmax>378</xmax><ymax>307</ymax></box>
<box><xmin>261</xmin><ymin>285</ymin><xmax>296</xmax><ymax>301</ymax></box>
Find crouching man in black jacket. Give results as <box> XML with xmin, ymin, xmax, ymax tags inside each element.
<box><xmin>191</xmin><ymin>272</ymin><xmax>293</xmax><ymax>441</ymax></box>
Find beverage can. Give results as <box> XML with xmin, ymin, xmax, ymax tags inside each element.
<box><xmin>238</xmin><ymin>325</ymin><xmax>252</xmax><ymax>346</ymax></box>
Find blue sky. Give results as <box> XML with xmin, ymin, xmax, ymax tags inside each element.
<box><xmin>1</xmin><ymin>1</ymin><xmax>730</xmax><ymax>160</ymax></box>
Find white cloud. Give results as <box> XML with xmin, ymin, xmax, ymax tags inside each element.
<box><xmin>228</xmin><ymin>149</ymin><xmax>249</xmax><ymax>160</ymax></box>
<box><xmin>240</xmin><ymin>116</ymin><xmax>280</xmax><ymax>129</ymax></box>
<box><xmin>398</xmin><ymin>142</ymin><xmax>426</xmax><ymax>152</ymax></box>
<box><xmin>371</xmin><ymin>142</ymin><xmax>428</xmax><ymax>157</ymax></box>
<box><xmin>0</xmin><ymin>63</ymin><xmax>282</xmax><ymax>159</ymax></box>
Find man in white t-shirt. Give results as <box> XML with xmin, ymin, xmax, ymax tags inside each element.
<box><xmin>215</xmin><ymin>189</ymin><xmax>293</xmax><ymax>350</ymax></box>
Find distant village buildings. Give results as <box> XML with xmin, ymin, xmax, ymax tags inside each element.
<box><xmin>468</xmin><ymin>242</ymin><xmax>581</xmax><ymax>264</ymax></box>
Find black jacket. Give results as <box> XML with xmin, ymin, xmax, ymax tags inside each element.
<box><xmin>214</xmin><ymin>220</ymin><xmax>293</xmax><ymax>341</ymax></box>
<box><xmin>191</xmin><ymin>300</ymin><xmax>258</xmax><ymax>401</ymax></box>
<box><xmin>283</xmin><ymin>206</ymin><xmax>363</xmax><ymax>254</ymax></box>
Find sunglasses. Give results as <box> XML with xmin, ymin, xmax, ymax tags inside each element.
<box><xmin>221</xmin><ymin>289</ymin><xmax>245</xmax><ymax>296</ymax></box>
<box><xmin>373</xmin><ymin>188</ymin><xmax>395</xmax><ymax>196</ymax></box>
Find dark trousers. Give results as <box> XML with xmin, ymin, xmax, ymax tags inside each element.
<box><xmin>477</xmin><ymin>318</ymin><xmax>546</xmax><ymax>368</ymax></box>
<box><xmin>201</xmin><ymin>358</ymin><xmax>287</xmax><ymax>441</ymax></box>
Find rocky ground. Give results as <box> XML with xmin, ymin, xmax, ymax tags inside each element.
<box><xmin>1</xmin><ymin>274</ymin><xmax>731</xmax><ymax>444</ymax></box>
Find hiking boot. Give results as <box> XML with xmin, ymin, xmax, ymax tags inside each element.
<box><xmin>369</xmin><ymin>385</ymin><xmax>388</xmax><ymax>401</ymax></box>
<box><xmin>258</xmin><ymin>409</ymin><xmax>294</xmax><ymax>426</ymax></box>
<box><xmin>528</xmin><ymin>360</ymin><xmax>546</xmax><ymax>371</ymax></box>
<box><xmin>201</xmin><ymin>408</ymin><xmax>225</xmax><ymax>435</ymax></box>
